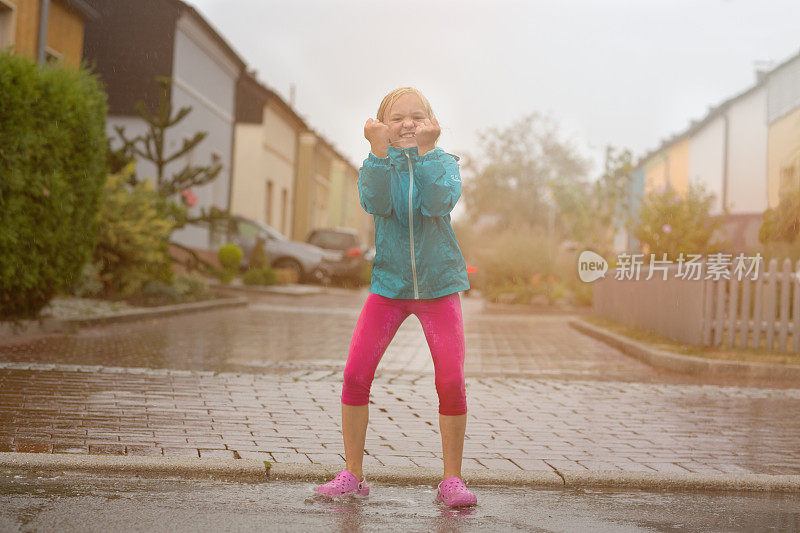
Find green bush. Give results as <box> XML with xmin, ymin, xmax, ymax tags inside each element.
<box><xmin>172</xmin><ymin>272</ymin><xmax>211</xmax><ymax>300</ymax></box>
<box><xmin>249</xmin><ymin>237</ymin><xmax>270</xmax><ymax>269</ymax></box>
<box><xmin>242</xmin><ymin>237</ymin><xmax>276</xmax><ymax>285</ymax></box>
<box><xmin>93</xmin><ymin>164</ymin><xmax>177</xmax><ymax>298</ymax></box>
<box><xmin>474</xmin><ymin>227</ymin><xmax>557</xmax><ymax>301</ymax></box>
<box><xmin>0</xmin><ymin>52</ymin><xmax>108</xmax><ymax>318</ymax></box>
<box><xmin>570</xmin><ymin>279</ymin><xmax>594</xmax><ymax>306</ymax></box>
<box><xmin>218</xmin><ymin>243</ymin><xmax>243</xmax><ymax>283</ymax></box>
<box><xmin>128</xmin><ymin>272</ymin><xmax>211</xmax><ymax>304</ymax></box>
<box><xmin>242</xmin><ymin>267</ymin><xmax>277</xmax><ymax>286</ymax></box>
<box><xmin>633</xmin><ymin>183</ymin><xmax>727</xmax><ymax>257</ymax></box>
<box><xmin>218</xmin><ymin>243</ymin><xmax>243</xmax><ymax>269</ymax></box>
<box><xmin>68</xmin><ymin>260</ymin><xmax>105</xmax><ymax>298</ymax></box>
<box><xmin>141</xmin><ymin>279</ymin><xmax>180</xmax><ymax>300</ymax></box>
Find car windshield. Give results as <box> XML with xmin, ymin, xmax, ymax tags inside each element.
<box><xmin>310</xmin><ymin>231</ymin><xmax>357</xmax><ymax>249</ymax></box>
<box><xmin>252</xmin><ymin>220</ymin><xmax>287</xmax><ymax>241</ymax></box>
<box><xmin>230</xmin><ymin>217</ymin><xmax>286</xmax><ymax>241</ymax></box>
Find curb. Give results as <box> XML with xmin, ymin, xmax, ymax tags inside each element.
<box><xmin>207</xmin><ymin>281</ymin><xmax>326</xmax><ymax>296</ymax></box>
<box><xmin>481</xmin><ymin>302</ymin><xmax>591</xmax><ymax>316</ymax></box>
<box><xmin>2</xmin><ymin>453</ymin><xmax>799</xmax><ymax>492</ymax></box>
<box><xmin>63</xmin><ymin>296</ymin><xmax>249</xmax><ymax>327</ymax></box>
<box><xmin>0</xmin><ymin>452</ymin><xmax>268</xmax><ymax>482</ymax></box>
<box><xmin>569</xmin><ymin>318</ymin><xmax>800</xmax><ymax>381</ymax></box>
<box><xmin>0</xmin><ymin>296</ymin><xmax>248</xmax><ymax>342</ymax></box>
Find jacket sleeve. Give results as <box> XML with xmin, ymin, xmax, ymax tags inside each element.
<box><xmin>414</xmin><ymin>148</ymin><xmax>462</xmax><ymax>217</ymax></box>
<box><xmin>357</xmin><ymin>152</ymin><xmax>393</xmax><ymax>217</ymax></box>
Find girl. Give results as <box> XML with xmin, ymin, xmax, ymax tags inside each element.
<box><xmin>315</xmin><ymin>87</ymin><xmax>476</xmax><ymax>508</ymax></box>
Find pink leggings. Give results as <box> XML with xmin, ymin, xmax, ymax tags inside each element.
<box><xmin>341</xmin><ymin>292</ymin><xmax>467</xmax><ymax>416</ymax></box>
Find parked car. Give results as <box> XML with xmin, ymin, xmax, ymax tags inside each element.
<box><xmin>224</xmin><ymin>215</ymin><xmax>337</xmax><ymax>283</ymax></box>
<box><xmin>306</xmin><ymin>227</ymin><xmax>370</xmax><ymax>284</ymax></box>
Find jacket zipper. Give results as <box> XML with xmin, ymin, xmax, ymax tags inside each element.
<box><xmin>405</xmin><ymin>152</ymin><xmax>419</xmax><ymax>299</ymax></box>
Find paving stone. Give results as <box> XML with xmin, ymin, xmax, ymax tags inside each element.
<box><xmin>53</xmin><ymin>444</ymin><xmax>89</xmax><ymax>454</ymax></box>
<box><xmin>409</xmin><ymin>456</ymin><xmax>444</xmax><ymax>469</ymax></box>
<box><xmin>304</xmin><ymin>453</ymin><xmax>345</xmax><ymax>465</ymax></box>
<box><xmin>371</xmin><ymin>455</ymin><xmax>417</xmax><ymax>467</ymax></box>
<box><xmin>639</xmin><ymin>462</ymin><xmax>692</xmax><ymax>473</ymax></box>
<box><xmin>199</xmin><ymin>449</ymin><xmax>236</xmax><ymax>459</ymax></box>
<box><xmin>270</xmin><ymin>452</ymin><xmax>311</xmax><ymax>464</ymax></box>
<box><xmin>234</xmin><ymin>451</ymin><xmax>273</xmax><ymax>461</ymax></box>
<box><xmin>506</xmin><ymin>458</ymin><xmax>555</xmax><ymax>471</ymax></box>
<box><xmin>125</xmin><ymin>445</ymin><xmax>162</xmax><ymax>456</ymax></box>
<box><xmin>1</xmin><ymin>291</ymin><xmax>799</xmax><ymax>476</ymax></box>
<box><xmin>162</xmin><ymin>447</ymin><xmax>199</xmax><ymax>457</ymax></box>
<box><xmin>88</xmin><ymin>444</ymin><xmax>125</xmax><ymax>455</ymax></box>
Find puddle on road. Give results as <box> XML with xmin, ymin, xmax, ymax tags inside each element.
<box><xmin>1</xmin><ymin>471</ymin><xmax>798</xmax><ymax>532</ymax></box>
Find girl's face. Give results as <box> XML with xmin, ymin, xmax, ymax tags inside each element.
<box><xmin>384</xmin><ymin>93</ymin><xmax>429</xmax><ymax>149</ymax></box>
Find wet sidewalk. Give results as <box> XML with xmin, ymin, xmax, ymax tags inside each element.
<box><xmin>2</xmin><ymin>471</ymin><xmax>799</xmax><ymax>532</ymax></box>
<box><xmin>1</xmin><ymin>290</ymin><xmax>799</xmax><ymax>477</ymax></box>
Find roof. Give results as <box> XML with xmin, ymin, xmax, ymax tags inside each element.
<box><xmin>176</xmin><ymin>0</ymin><xmax>246</xmax><ymax>70</ymax></box>
<box><xmin>635</xmin><ymin>46</ymin><xmax>800</xmax><ymax>168</ymax></box>
<box><xmin>63</xmin><ymin>0</ymin><xmax>100</xmax><ymax>20</ymax></box>
<box><xmin>179</xmin><ymin>1</ymin><xmax>357</xmax><ymax>170</ymax></box>
<box><xmin>239</xmin><ymin>72</ymin><xmax>358</xmax><ymax>171</ymax></box>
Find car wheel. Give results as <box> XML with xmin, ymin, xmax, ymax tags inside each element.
<box><xmin>312</xmin><ymin>267</ymin><xmax>332</xmax><ymax>286</ymax></box>
<box><xmin>274</xmin><ymin>259</ymin><xmax>303</xmax><ymax>283</ymax></box>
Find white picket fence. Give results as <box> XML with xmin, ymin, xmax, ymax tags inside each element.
<box><xmin>703</xmin><ymin>258</ymin><xmax>800</xmax><ymax>352</ymax></box>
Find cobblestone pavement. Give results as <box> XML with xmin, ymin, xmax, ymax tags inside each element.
<box><xmin>1</xmin><ymin>290</ymin><xmax>799</xmax><ymax>475</ymax></box>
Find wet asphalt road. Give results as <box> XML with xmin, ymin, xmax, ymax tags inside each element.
<box><xmin>1</xmin><ymin>471</ymin><xmax>799</xmax><ymax>532</ymax></box>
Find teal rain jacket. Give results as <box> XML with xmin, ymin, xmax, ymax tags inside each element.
<box><xmin>358</xmin><ymin>145</ymin><xmax>470</xmax><ymax>299</ymax></box>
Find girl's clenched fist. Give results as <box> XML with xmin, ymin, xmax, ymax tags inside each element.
<box><xmin>414</xmin><ymin>116</ymin><xmax>440</xmax><ymax>156</ymax></box>
<box><xmin>364</xmin><ymin>118</ymin><xmax>390</xmax><ymax>158</ymax></box>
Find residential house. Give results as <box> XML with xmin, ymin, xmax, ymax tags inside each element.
<box><xmin>767</xmin><ymin>52</ymin><xmax>800</xmax><ymax>206</ymax></box>
<box><xmin>292</xmin><ymin>133</ymin><xmax>368</xmax><ymax>244</ymax></box>
<box><xmin>230</xmin><ymin>71</ymin><xmax>307</xmax><ymax>241</ymax></box>
<box><xmin>82</xmin><ymin>0</ymin><xmax>246</xmax><ymax>253</ymax></box>
<box><xmin>0</xmin><ymin>0</ymin><xmax>98</xmax><ymax>66</ymax></box>
<box><xmin>326</xmin><ymin>155</ymin><xmax>372</xmax><ymax>246</ymax></box>
<box><xmin>620</xmin><ymin>48</ymin><xmax>800</xmax><ymax>254</ymax></box>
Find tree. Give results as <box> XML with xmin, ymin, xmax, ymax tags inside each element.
<box><xmin>633</xmin><ymin>182</ymin><xmax>727</xmax><ymax>257</ymax></box>
<box><xmin>111</xmin><ymin>76</ymin><xmax>231</xmax><ymax>275</ymax></box>
<box><xmin>555</xmin><ymin>146</ymin><xmax>634</xmax><ymax>255</ymax></box>
<box><xmin>462</xmin><ymin>113</ymin><xmax>591</xmax><ymax>234</ymax></box>
<box><xmin>759</xmin><ymin>190</ymin><xmax>800</xmax><ymax>244</ymax></box>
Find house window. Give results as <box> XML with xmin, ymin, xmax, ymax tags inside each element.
<box><xmin>779</xmin><ymin>165</ymin><xmax>798</xmax><ymax>196</ymax></box>
<box><xmin>0</xmin><ymin>1</ymin><xmax>16</xmax><ymax>49</ymax></box>
<box><xmin>779</xmin><ymin>152</ymin><xmax>800</xmax><ymax>200</ymax></box>
<box><xmin>45</xmin><ymin>47</ymin><xmax>62</xmax><ymax>65</ymax></box>
<box><xmin>265</xmin><ymin>179</ymin><xmax>273</xmax><ymax>225</ymax></box>
<box><xmin>281</xmin><ymin>188</ymin><xmax>288</xmax><ymax>234</ymax></box>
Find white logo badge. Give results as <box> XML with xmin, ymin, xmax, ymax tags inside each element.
<box><xmin>578</xmin><ymin>250</ymin><xmax>608</xmax><ymax>282</ymax></box>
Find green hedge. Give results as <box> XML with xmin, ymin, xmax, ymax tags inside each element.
<box><xmin>0</xmin><ymin>52</ymin><xmax>108</xmax><ymax>318</ymax></box>
<box><xmin>91</xmin><ymin>165</ymin><xmax>177</xmax><ymax>298</ymax></box>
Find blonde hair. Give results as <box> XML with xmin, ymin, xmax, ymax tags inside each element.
<box><xmin>376</xmin><ymin>87</ymin><xmax>435</xmax><ymax>122</ymax></box>
<box><xmin>376</xmin><ymin>87</ymin><xmax>439</xmax><ymax>143</ymax></box>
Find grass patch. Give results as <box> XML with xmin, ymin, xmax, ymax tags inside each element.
<box><xmin>582</xmin><ymin>315</ymin><xmax>800</xmax><ymax>366</ymax></box>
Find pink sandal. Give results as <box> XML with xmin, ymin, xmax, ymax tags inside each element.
<box><xmin>436</xmin><ymin>476</ymin><xmax>477</xmax><ymax>507</ymax></box>
<box><xmin>315</xmin><ymin>470</ymin><xmax>370</xmax><ymax>498</ymax></box>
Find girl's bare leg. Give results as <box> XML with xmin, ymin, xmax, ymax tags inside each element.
<box><xmin>342</xmin><ymin>403</ymin><xmax>369</xmax><ymax>479</ymax></box>
<box><xmin>439</xmin><ymin>413</ymin><xmax>467</xmax><ymax>479</ymax></box>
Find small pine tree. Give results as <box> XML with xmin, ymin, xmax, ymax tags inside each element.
<box><xmin>111</xmin><ymin>76</ymin><xmax>232</xmax><ymax>276</ymax></box>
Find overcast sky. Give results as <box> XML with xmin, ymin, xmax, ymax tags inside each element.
<box><xmin>190</xmin><ymin>0</ymin><xmax>799</xmax><ymax>179</ymax></box>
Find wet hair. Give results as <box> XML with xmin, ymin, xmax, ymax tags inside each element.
<box><xmin>376</xmin><ymin>87</ymin><xmax>435</xmax><ymax>121</ymax></box>
<box><xmin>376</xmin><ymin>87</ymin><xmax>440</xmax><ymax>143</ymax></box>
